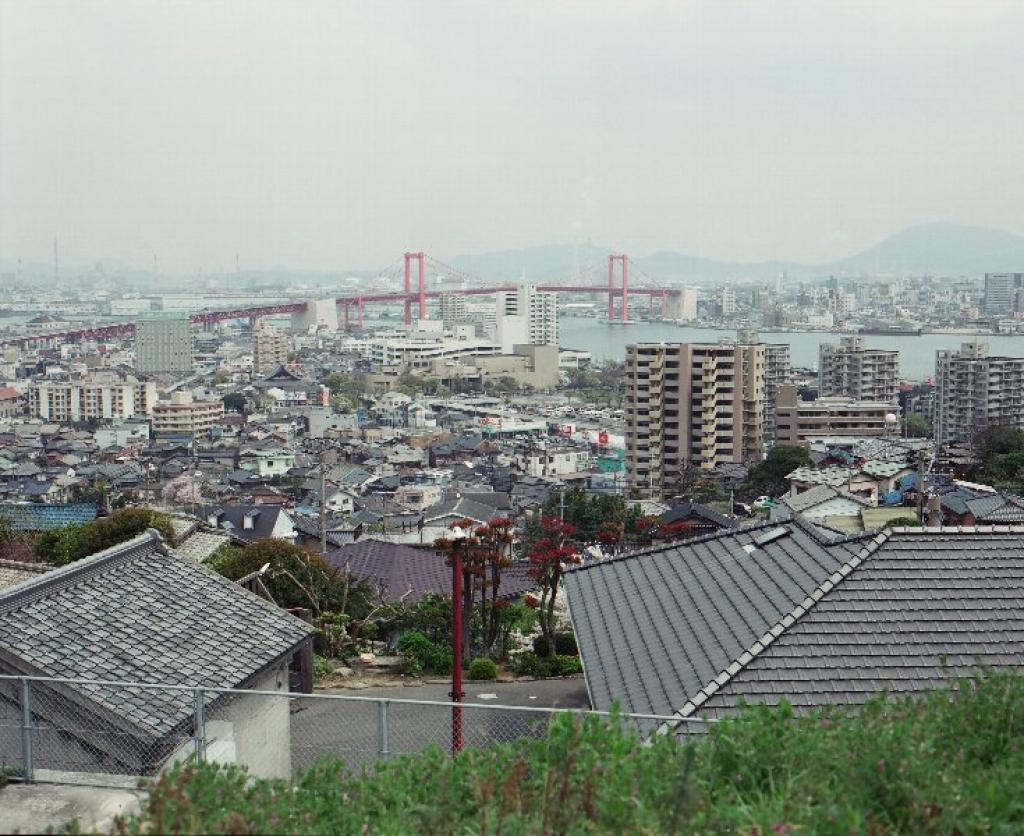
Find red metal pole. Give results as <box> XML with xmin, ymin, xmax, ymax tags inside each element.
<box><xmin>451</xmin><ymin>542</ymin><xmax>464</xmax><ymax>755</ymax></box>
<box><xmin>607</xmin><ymin>255</ymin><xmax>614</xmax><ymax>321</ymax></box>
<box><xmin>621</xmin><ymin>254</ymin><xmax>629</xmax><ymax>323</ymax></box>
<box><xmin>417</xmin><ymin>253</ymin><xmax>426</xmax><ymax>321</ymax></box>
<box><xmin>403</xmin><ymin>253</ymin><xmax>412</xmax><ymax>325</ymax></box>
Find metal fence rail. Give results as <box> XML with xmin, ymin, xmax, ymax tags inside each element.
<box><xmin>0</xmin><ymin>674</ymin><xmax>706</xmax><ymax>787</ymax></box>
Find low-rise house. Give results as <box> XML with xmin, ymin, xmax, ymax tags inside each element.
<box><xmin>201</xmin><ymin>504</ymin><xmax>296</xmax><ymax>544</ymax></box>
<box><xmin>0</xmin><ymin>530</ymin><xmax>313</xmax><ymax>779</ymax></box>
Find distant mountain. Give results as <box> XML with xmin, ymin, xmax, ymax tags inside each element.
<box><xmin>825</xmin><ymin>222</ymin><xmax>1024</xmax><ymax>276</ymax></box>
<box><xmin>448</xmin><ymin>223</ymin><xmax>1024</xmax><ymax>283</ymax></box>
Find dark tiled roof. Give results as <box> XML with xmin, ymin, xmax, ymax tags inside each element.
<box><xmin>0</xmin><ymin>502</ymin><xmax>98</xmax><ymax>531</ymax></box>
<box><xmin>659</xmin><ymin>500</ymin><xmax>736</xmax><ymax>530</ymax></box>
<box><xmin>563</xmin><ymin>520</ymin><xmax>854</xmax><ymax>724</ymax></box>
<box><xmin>696</xmin><ymin>529</ymin><xmax>1024</xmax><ymax>721</ymax></box>
<box><xmin>0</xmin><ymin>530</ymin><xmax>312</xmax><ymax>742</ymax></box>
<box><xmin>326</xmin><ymin>538</ymin><xmax>536</xmax><ymax>603</ymax></box>
<box><xmin>199</xmin><ymin>504</ymin><xmax>291</xmax><ymax>543</ymax></box>
<box><xmin>964</xmin><ymin>494</ymin><xmax>1024</xmax><ymax>523</ymax></box>
<box><xmin>564</xmin><ymin>522</ymin><xmax>1024</xmax><ymax>734</ymax></box>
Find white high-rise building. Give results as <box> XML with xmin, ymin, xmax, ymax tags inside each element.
<box><xmin>720</xmin><ymin>288</ymin><xmax>737</xmax><ymax>316</ymax></box>
<box><xmin>935</xmin><ymin>342</ymin><xmax>1024</xmax><ymax>446</ymax></box>
<box><xmin>494</xmin><ymin>284</ymin><xmax>558</xmax><ymax>354</ymax></box>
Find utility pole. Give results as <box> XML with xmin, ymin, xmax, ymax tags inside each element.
<box><xmin>916</xmin><ymin>448</ymin><xmax>928</xmax><ymax>523</ymax></box>
<box><xmin>320</xmin><ymin>446</ymin><xmax>338</xmax><ymax>554</ymax></box>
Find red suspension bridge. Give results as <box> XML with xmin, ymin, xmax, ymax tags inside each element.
<box><xmin>1</xmin><ymin>252</ymin><xmax>680</xmax><ymax>348</ymax></box>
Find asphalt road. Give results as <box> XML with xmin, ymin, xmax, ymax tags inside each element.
<box><xmin>289</xmin><ymin>677</ymin><xmax>589</xmax><ymax>770</ymax></box>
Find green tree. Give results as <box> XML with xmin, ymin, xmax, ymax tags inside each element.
<box><xmin>223</xmin><ymin>392</ymin><xmax>247</xmax><ymax>413</ymax></box>
<box><xmin>209</xmin><ymin>538</ymin><xmax>381</xmax><ymax>658</ymax></box>
<box><xmin>741</xmin><ymin>444</ymin><xmax>812</xmax><ymax>499</ymax></box>
<box><xmin>32</xmin><ymin>508</ymin><xmax>175</xmax><ymax>566</ymax></box>
<box><xmin>903</xmin><ymin>414</ymin><xmax>931</xmax><ymax>438</ymax></box>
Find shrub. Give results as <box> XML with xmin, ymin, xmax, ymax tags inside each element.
<box><xmin>554</xmin><ymin>631</ymin><xmax>578</xmax><ymax>656</ymax></box>
<box><xmin>32</xmin><ymin>508</ymin><xmax>175</xmax><ymax>566</ymax></box>
<box><xmin>467</xmin><ymin>657</ymin><xmax>498</xmax><ymax>681</ymax></box>
<box><xmin>511</xmin><ymin>651</ymin><xmax>545</xmax><ymax>677</ymax></box>
<box><xmin>554</xmin><ymin>654</ymin><xmax>583</xmax><ymax>675</ymax></box>
<box><xmin>113</xmin><ymin>672</ymin><xmax>1024</xmax><ymax>835</ymax></box>
<box><xmin>313</xmin><ymin>654</ymin><xmax>333</xmax><ymax>680</ymax></box>
<box><xmin>397</xmin><ymin>630</ymin><xmax>452</xmax><ymax>676</ymax></box>
<box><xmin>532</xmin><ymin>635</ymin><xmax>553</xmax><ymax>657</ymax></box>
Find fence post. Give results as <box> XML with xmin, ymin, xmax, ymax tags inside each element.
<box><xmin>20</xmin><ymin>677</ymin><xmax>34</xmax><ymax>783</ymax></box>
<box><xmin>377</xmin><ymin>699</ymin><xmax>390</xmax><ymax>760</ymax></box>
<box><xmin>193</xmin><ymin>687</ymin><xmax>206</xmax><ymax>765</ymax></box>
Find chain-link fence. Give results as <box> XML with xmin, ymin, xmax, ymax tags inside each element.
<box><xmin>0</xmin><ymin>674</ymin><xmax>706</xmax><ymax>787</ymax></box>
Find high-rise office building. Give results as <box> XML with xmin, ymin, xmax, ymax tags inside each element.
<box><xmin>494</xmin><ymin>284</ymin><xmax>558</xmax><ymax>354</ymax></box>
<box><xmin>252</xmin><ymin>323</ymin><xmax>291</xmax><ymax>374</ymax></box>
<box><xmin>818</xmin><ymin>336</ymin><xmax>899</xmax><ymax>403</ymax></box>
<box><xmin>934</xmin><ymin>342</ymin><xmax>1024</xmax><ymax>446</ymax></box>
<box><xmin>982</xmin><ymin>273</ymin><xmax>1024</xmax><ymax>316</ymax></box>
<box><xmin>135</xmin><ymin>316</ymin><xmax>193</xmax><ymax>375</ymax></box>
<box><xmin>625</xmin><ymin>342</ymin><xmax>765</xmax><ymax>495</ymax></box>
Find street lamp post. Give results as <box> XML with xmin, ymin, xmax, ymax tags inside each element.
<box><xmin>449</xmin><ymin>526</ymin><xmax>467</xmax><ymax>755</ymax></box>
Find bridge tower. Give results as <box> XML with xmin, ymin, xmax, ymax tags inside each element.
<box><xmin>608</xmin><ymin>254</ymin><xmax>630</xmax><ymax>322</ymax></box>
<box><xmin>404</xmin><ymin>252</ymin><xmax>426</xmax><ymax>324</ymax></box>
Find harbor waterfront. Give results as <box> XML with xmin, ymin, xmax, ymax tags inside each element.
<box><xmin>558</xmin><ymin>317</ymin><xmax>1024</xmax><ymax>381</ymax></box>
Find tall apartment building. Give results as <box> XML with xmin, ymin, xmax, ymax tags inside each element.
<box><xmin>151</xmin><ymin>391</ymin><xmax>225</xmax><ymax>437</ymax></box>
<box><xmin>29</xmin><ymin>373</ymin><xmax>157</xmax><ymax>422</ymax></box>
<box><xmin>982</xmin><ymin>273</ymin><xmax>1024</xmax><ymax>315</ymax></box>
<box><xmin>720</xmin><ymin>288</ymin><xmax>737</xmax><ymax>316</ymax></box>
<box><xmin>818</xmin><ymin>336</ymin><xmax>899</xmax><ymax>403</ymax></box>
<box><xmin>625</xmin><ymin>342</ymin><xmax>764</xmax><ymax>495</ymax></box>
<box><xmin>494</xmin><ymin>284</ymin><xmax>558</xmax><ymax>354</ymax></box>
<box><xmin>135</xmin><ymin>316</ymin><xmax>193</xmax><ymax>375</ymax></box>
<box><xmin>252</xmin><ymin>323</ymin><xmax>291</xmax><ymax>374</ymax></box>
<box><xmin>934</xmin><ymin>342</ymin><xmax>1024</xmax><ymax>446</ymax></box>
<box><xmin>774</xmin><ymin>385</ymin><xmax>896</xmax><ymax>445</ymax></box>
<box><xmin>739</xmin><ymin>330</ymin><xmax>791</xmax><ymax>440</ymax></box>
<box><xmin>440</xmin><ymin>294</ymin><xmax>468</xmax><ymax>330</ymax></box>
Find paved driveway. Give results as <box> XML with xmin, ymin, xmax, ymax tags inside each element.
<box><xmin>289</xmin><ymin>677</ymin><xmax>589</xmax><ymax>769</ymax></box>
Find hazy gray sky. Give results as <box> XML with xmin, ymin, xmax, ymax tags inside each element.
<box><xmin>2</xmin><ymin>0</ymin><xmax>1022</xmax><ymax>273</ymax></box>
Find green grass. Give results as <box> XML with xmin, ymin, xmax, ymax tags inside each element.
<box><xmin>104</xmin><ymin>671</ymin><xmax>1024</xmax><ymax>834</ymax></box>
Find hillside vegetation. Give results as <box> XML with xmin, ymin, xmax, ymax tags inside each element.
<box><xmin>106</xmin><ymin>672</ymin><xmax>1024</xmax><ymax>834</ymax></box>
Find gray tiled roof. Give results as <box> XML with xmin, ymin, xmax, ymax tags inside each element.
<box><xmin>965</xmin><ymin>494</ymin><xmax>1024</xmax><ymax>523</ymax></box>
<box><xmin>564</xmin><ymin>522</ymin><xmax>1024</xmax><ymax>735</ymax></box>
<box><xmin>782</xmin><ymin>485</ymin><xmax>838</xmax><ymax>512</ymax></box>
<box><xmin>0</xmin><ymin>530</ymin><xmax>313</xmax><ymax>742</ymax></box>
<box><xmin>563</xmin><ymin>520</ymin><xmax>853</xmax><ymax>723</ymax></box>
<box><xmin>695</xmin><ymin>529</ymin><xmax>1024</xmax><ymax>721</ymax></box>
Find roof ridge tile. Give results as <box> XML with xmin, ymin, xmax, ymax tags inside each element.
<box><xmin>655</xmin><ymin>528</ymin><xmax>892</xmax><ymax>734</ymax></box>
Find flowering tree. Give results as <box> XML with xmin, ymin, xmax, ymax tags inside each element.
<box><xmin>527</xmin><ymin>515</ymin><xmax>580</xmax><ymax>653</ymax></box>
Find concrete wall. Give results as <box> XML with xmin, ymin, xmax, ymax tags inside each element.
<box><xmin>169</xmin><ymin>663</ymin><xmax>294</xmax><ymax>779</ymax></box>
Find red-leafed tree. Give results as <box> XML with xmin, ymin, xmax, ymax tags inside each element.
<box><xmin>527</xmin><ymin>515</ymin><xmax>580</xmax><ymax>652</ymax></box>
<box><xmin>435</xmin><ymin>516</ymin><xmax>516</xmax><ymax>658</ymax></box>
<box><xmin>657</xmin><ymin>520</ymin><xmax>696</xmax><ymax>542</ymax></box>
